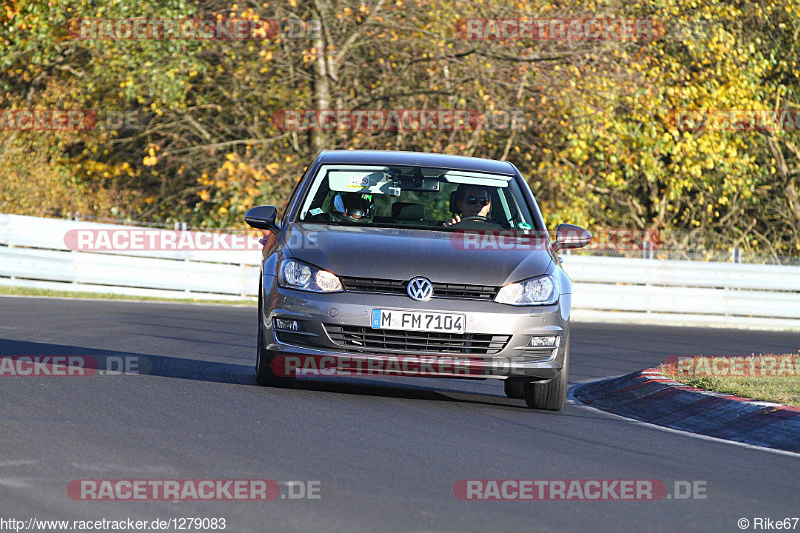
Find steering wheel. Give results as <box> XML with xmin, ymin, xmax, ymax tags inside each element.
<box><xmin>453</xmin><ymin>215</ymin><xmax>504</xmax><ymax>228</ymax></box>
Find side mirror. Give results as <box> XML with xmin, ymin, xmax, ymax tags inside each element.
<box><xmin>553</xmin><ymin>223</ymin><xmax>592</xmax><ymax>252</ymax></box>
<box><xmin>244</xmin><ymin>205</ymin><xmax>280</xmax><ymax>233</ymax></box>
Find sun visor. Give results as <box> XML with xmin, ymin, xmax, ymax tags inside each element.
<box><xmin>442</xmin><ymin>170</ymin><xmax>511</xmax><ymax>188</ymax></box>
<box><xmin>327</xmin><ymin>167</ymin><xmax>393</xmax><ymax>194</ymax></box>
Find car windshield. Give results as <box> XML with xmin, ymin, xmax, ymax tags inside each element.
<box><xmin>296</xmin><ymin>164</ymin><xmax>538</xmax><ymax>231</ymax></box>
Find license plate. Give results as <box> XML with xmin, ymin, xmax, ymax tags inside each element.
<box><xmin>371</xmin><ymin>309</ymin><xmax>465</xmax><ymax>333</ymax></box>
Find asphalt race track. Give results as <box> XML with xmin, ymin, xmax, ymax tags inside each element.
<box><xmin>0</xmin><ymin>296</ymin><xmax>798</xmax><ymax>532</ymax></box>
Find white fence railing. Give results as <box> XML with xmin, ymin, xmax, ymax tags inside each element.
<box><xmin>564</xmin><ymin>255</ymin><xmax>800</xmax><ymax>329</ymax></box>
<box><xmin>1</xmin><ymin>214</ymin><xmax>798</xmax><ymax>329</ymax></box>
<box><xmin>0</xmin><ymin>214</ymin><xmax>260</xmax><ymax>300</ymax></box>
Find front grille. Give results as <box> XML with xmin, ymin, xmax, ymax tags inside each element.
<box><xmin>340</xmin><ymin>277</ymin><xmax>406</xmax><ymax>295</ymax></box>
<box><xmin>340</xmin><ymin>276</ymin><xmax>498</xmax><ymax>301</ymax></box>
<box><xmin>431</xmin><ymin>283</ymin><xmax>497</xmax><ymax>300</ymax></box>
<box><xmin>325</xmin><ymin>325</ymin><xmax>510</xmax><ymax>355</ymax></box>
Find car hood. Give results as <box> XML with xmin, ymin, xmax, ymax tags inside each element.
<box><xmin>282</xmin><ymin>223</ymin><xmax>553</xmax><ymax>286</ymax></box>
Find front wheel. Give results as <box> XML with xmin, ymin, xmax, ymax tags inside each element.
<box><xmin>256</xmin><ymin>282</ymin><xmax>295</xmax><ymax>388</ymax></box>
<box><xmin>523</xmin><ymin>337</ymin><xmax>569</xmax><ymax>411</ymax></box>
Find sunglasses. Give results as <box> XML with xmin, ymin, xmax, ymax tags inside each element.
<box><xmin>464</xmin><ymin>196</ymin><xmax>490</xmax><ymax>206</ymax></box>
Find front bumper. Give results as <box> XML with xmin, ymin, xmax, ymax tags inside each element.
<box><xmin>261</xmin><ymin>274</ymin><xmax>571</xmax><ymax>380</ymax></box>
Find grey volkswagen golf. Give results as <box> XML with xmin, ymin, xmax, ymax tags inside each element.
<box><xmin>244</xmin><ymin>150</ymin><xmax>591</xmax><ymax>410</ymax></box>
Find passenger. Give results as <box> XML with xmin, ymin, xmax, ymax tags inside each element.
<box><xmin>444</xmin><ymin>184</ymin><xmax>491</xmax><ymax>226</ymax></box>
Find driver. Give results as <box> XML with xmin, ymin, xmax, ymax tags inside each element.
<box><xmin>444</xmin><ymin>184</ymin><xmax>491</xmax><ymax>226</ymax></box>
<box><xmin>330</xmin><ymin>192</ymin><xmax>374</xmax><ymax>223</ymax></box>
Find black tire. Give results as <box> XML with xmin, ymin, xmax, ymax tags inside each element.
<box><xmin>256</xmin><ymin>281</ymin><xmax>295</xmax><ymax>388</ymax></box>
<box><xmin>503</xmin><ymin>380</ymin><xmax>525</xmax><ymax>399</ymax></box>
<box><xmin>523</xmin><ymin>337</ymin><xmax>569</xmax><ymax>411</ymax></box>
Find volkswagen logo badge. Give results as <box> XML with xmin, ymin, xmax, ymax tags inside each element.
<box><xmin>407</xmin><ymin>277</ymin><xmax>433</xmax><ymax>301</ymax></box>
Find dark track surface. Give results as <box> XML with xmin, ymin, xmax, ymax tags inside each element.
<box><xmin>0</xmin><ymin>296</ymin><xmax>798</xmax><ymax>532</ymax></box>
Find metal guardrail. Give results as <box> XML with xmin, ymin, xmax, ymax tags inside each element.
<box><xmin>0</xmin><ymin>214</ymin><xmax>260</xmax><ymax>300</ymax></box>
<box><xmin>1</xmin><ymin>214</ymin><xmax>798</xmax><ymax>329</ymax></box>
<box><xmin>563</xmin><ymin>255</ymin><xmax>800</xmax><ymax>329</ymax></box>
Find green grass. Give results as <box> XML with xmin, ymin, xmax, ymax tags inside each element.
<box><xmin>0</xmin><ymin>284</ymin><xmax>256</xmax><ymax>306</ymax></box>
<box><xmin>661</xmin><ymin>355</ymin><xmax>800</xmax><ymax>407</ymax></box>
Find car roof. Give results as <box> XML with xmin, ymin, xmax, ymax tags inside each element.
<box><xmin>316</xmin><ymin>150</ymin><xmax>517</xmax><ymax>176</ymax></box>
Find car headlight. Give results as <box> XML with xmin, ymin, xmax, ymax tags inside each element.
<box><xmin>278</xmin><ymin>259</ymin><xmax>342</xmax><ymax>293</ymax></box>
<box><xmin>495</xmin><ymin>275</ymin><xmax>558</xmax><ymax>306</ymax></box>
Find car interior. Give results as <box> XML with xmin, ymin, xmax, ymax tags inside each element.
<box><xmin>301</xmin><ymin>173</ymin><xmax>528</xmax><ymax>230</ymax></box>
